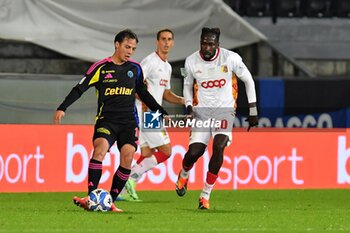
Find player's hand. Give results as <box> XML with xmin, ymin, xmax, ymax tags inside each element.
<box><xmin>53</xmin><ymin>110</ymin><xmax>65</xmax><ymax>124</ymax></box>
<box><xmin>184</xmin><ymin>105</ymin><xmax>194</xmax><ymax>121</ymax></box>
<box><xmin>245</xmin><ymin>115</ymin><xmax>258</xmax><ymax>131</ymax></box>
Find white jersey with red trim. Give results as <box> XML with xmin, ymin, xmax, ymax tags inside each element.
<box><xmin>183</xmin><ymin>47</ymin><xmax>256</xmax><ymax>109</ymax></box>
<box><xmin>136</xmin><ymin>52</ymin><xmax>172</xmax><ymax>148</ymax></box>
<box><xmin>141</xmin><ymin>52</ymin><xmax>171</xmax><ymax>105</ymax></box>
<box><xmin>136</xmin><ymin>52</ymin><xmax>172</xmax><ymax>116</ymax></box>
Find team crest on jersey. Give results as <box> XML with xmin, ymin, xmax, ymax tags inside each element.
<box><xmin>127</xmin><ymin>71</ymin><xmax>134</xmax><ymax>78</ymax></box>
<box><xmin>221</xmin><ymin>65</ymin><xmax>228</xmax><ymax>73</ymax></box>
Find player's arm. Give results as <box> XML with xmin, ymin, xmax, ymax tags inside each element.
<box><xmin>231</xmin><ymin>54</ymin><xmax>258</xmax><ymax>131</ymax></box>
<box><xmin>135</xmin><ymin>69</ymin><xmax>168</xmax><ymax>117</ymax></box>
<box><xmin>163</xmin><ymin>89</ymin><xmax>185</xmax><ymax>105</ymax></box>
<box><xmin>182</xmin><ymin>60</ymin><xmax>195</xmax><ymax>118</ymax></box>
<box><xmin>54</xmin><ymin>74</ymin><xmax>92</xmax><ymax>124</ymax></box>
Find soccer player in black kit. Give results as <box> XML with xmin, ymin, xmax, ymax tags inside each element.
<box><xmin>54</xmin><ymin>29</ymin><xmax>168</xmax><ymax>212</ymax></box>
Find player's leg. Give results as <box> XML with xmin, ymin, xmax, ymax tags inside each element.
<box><xmin>88</xmin><ymin>138</ymin><xmax>110</xmax><ymax>193</ymax></box>
<box><xmin>175</xmin><ymin>142</ymin><xmax>207</xmax><ymax>197</ymax></box>
<box><xmin>73</xmin><ymin>138</ymin><xmax>110</xmax><ymax>210</ymax></box>
<box><xmin>118</xmin><ymin>145</ymin><xmax>154</xmax><ymax>201</ymax></box>
<box><xmin>175</xmin><ymin>125</ymin><xmax>210</xmax><ymax>196</ymax></box>
<box><xmin>109</xmin><ymin>124</ymin><xmax>137</xmax><ymax>210</ymax></box>
<box><xmin>130</xmin><ymin>143</ymin><xmax>171</xmax><ymax>182</ymax></box>
<box><xmin>109</xmin><ymin>143</ymin><xmax>135</xmax><ymax>212</ymax></box>
<box><xmin>198</xmin><ymin>134</ymin><xmax>229</xmax><ymax>210</ymax></box>
<box><xmin>123</xmin><ymin>143</ymin><xmax>171</xmax><ymax>200</ymax></box>
<box><xmin>122</xmin><ymin>129</ymin><xmax>171</xmax><ymax>200</ymax></box>
<box><xmin>176</xmin><ymin>124</ymin><xmax>210</xmax><ymax>197</ymax></box>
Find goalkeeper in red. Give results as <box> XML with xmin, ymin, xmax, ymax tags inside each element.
<box><xmin>53</xmin><ymin>29</ymin><xmax>168</xmax><ymax>212</ymax></box>
<box><xmin>175</xmin><ymin>27</ymin><xmax>258</xmax><ymax>209</ymax></box>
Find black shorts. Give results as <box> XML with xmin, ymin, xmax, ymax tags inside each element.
<box><xmin>93</xmin><ymin>120</ymin><xmax>138</xmax><ymax>151</ymax></box>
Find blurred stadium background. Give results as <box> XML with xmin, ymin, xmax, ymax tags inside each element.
<box><xmin>0</xmin><ymin>0</ymin><xmax>350</xmax><ymax>126</ymax></box>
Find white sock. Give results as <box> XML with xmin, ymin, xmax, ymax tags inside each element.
<box><xmin>180</xmin><ymin>169</ymin><xmax>190</xmax><ymax>179</ymax></box>
<box><xmin>130</xmin><ymin>155</ymin><xmax>157</xmax><ymax>182</ymax></box>
<box><xmin>199</xmin><ymin>182</ymin><xmax>215</xmax><ymax>200</ymax></box>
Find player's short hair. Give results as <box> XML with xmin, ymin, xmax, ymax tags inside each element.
<box><xmin>157</xmin><ymin>28</ymin><xmax>174</xmax><ymax>40</ymax></box>
<box><xmin>114</xmin><ymin>29</ymin><xmax>139</xmax><ymax>44</ymax></box>
<box><xmin>200</xmin><ymin>27</ymin><xmax>220</xmax><ymax>42</ymax></box>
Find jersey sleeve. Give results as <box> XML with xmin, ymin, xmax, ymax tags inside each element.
<box><xmin>57</xmin><ymin>64</ymin><xmax>101</xmax><ymax>111</ymax></box>
<box><xmin>228</xmin><ymin>53</ymin><xmax>257</xmax><ymax>104</ymax></box>
<box><xmin>183</xmin><ymin>58</ymin><xmax>194</xmax><ymax>107</ymax></box>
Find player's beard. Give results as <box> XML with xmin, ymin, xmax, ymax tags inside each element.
<box><xmin>202</xmin><ymin>51</ymin><xmax>214</xmax><ymax>60</ymax></box>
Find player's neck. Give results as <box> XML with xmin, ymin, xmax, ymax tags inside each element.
<box><xmin>111</xmin><ymin>53</ymin><xmax>126</xmax><ymax>65</ymax></box>
<box><xmin>156</xmin><ymin>51</ymin><xmax>168</xmax><ymax>62</ymax></box>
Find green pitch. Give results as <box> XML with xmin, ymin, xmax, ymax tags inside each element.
<box><xmin>1</xmin><ymin>189</ymin><xmax>349</xmax><ymax>233</ymax></box>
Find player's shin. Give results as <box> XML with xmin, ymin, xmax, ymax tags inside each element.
<box><xmin>88</xmin><ymin>159</ymin><xmax>103</xmax><ymax>194</ymax></box>
<box><xmin>110</xmin><ymin>166</ymin><xmax>131</xmax><ymax>201</ymax></box>
<box><xmin>200</xmin><ymin>171</ymin><xmax>218</xmax><ymax>200</ymax></box>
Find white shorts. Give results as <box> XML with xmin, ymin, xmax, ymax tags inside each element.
<box><xmin>139</xmin><ymin>127</ymin><xmax>170</xmax><ymax>149</ymax></box>
<box><xmin>189</xmin><ymin>108</ymin><xmax>235</xmax><ymax>146</ymax></box>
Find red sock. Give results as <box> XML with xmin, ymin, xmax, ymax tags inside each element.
<box><xmin>154</xmin><ymin>150</ymin><xmax>169</xmax><ymax>164</ymax></box>
<box><xmin>136</xmin><ymin>156</ymin><xmax>145</xmax><ymax>164</ymax></box>
<box><xmin>206</xmin><ymin>171</ymin><xmax>218</xmax><ymax>185</ymax></box>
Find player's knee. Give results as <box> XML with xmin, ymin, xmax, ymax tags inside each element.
<box><xmin>188</xmin><ymin>144</ymin><xmax>206</xmax><ymax>158</ymax></box>
<box><xmin>213</xmin><ymin>135</ymin><xmax>229</xmax><ymax>152</ymax></box>
<box><xmin>92</xmin><ymin>148</ymin><xmax>107</xmax><ymax>161</ymax></box>
<box><xmin>120</xmin><ymin>144</ymin><xmax>136</xmax><ymax>167</ymax></box>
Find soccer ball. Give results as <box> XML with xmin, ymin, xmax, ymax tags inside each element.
<box><xmin>87</xmin><ymin>188</ymin><xmax>113</xmax><ymax>212</ymax></box>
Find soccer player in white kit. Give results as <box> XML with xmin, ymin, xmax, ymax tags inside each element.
<box><xmin>175</xmin><ymin>27</ymin><xmax>258</xmax><ymax>209</ymax></box>
<box><xmin>122</xmin><ymin>29</ymin><xmax>184</xmax><ymax>200</ymax></box>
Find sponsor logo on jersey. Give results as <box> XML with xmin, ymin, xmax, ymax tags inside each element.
<box><xmin>201</xmin><ymin>79</ymin><xmax>226</xmax><ymax>88</ymax></box>
<box><xmin>159</xmin><ymin>79</ymin><xmax>168</xmax><ymax>87</ymax></box>
<box><xmin>104</xmin><ymin>87</ymin><xmax>133</xmax><ymax>95</ymax></box>
<box><xmin>101</xmin><ymin>70</ymin><xmax>115</xmax><ymax>74</ymax></box>
<box><xmin>103</xmin><ymin>79</ymin><xmax>118</xmax><ymax>83</ymax></box>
